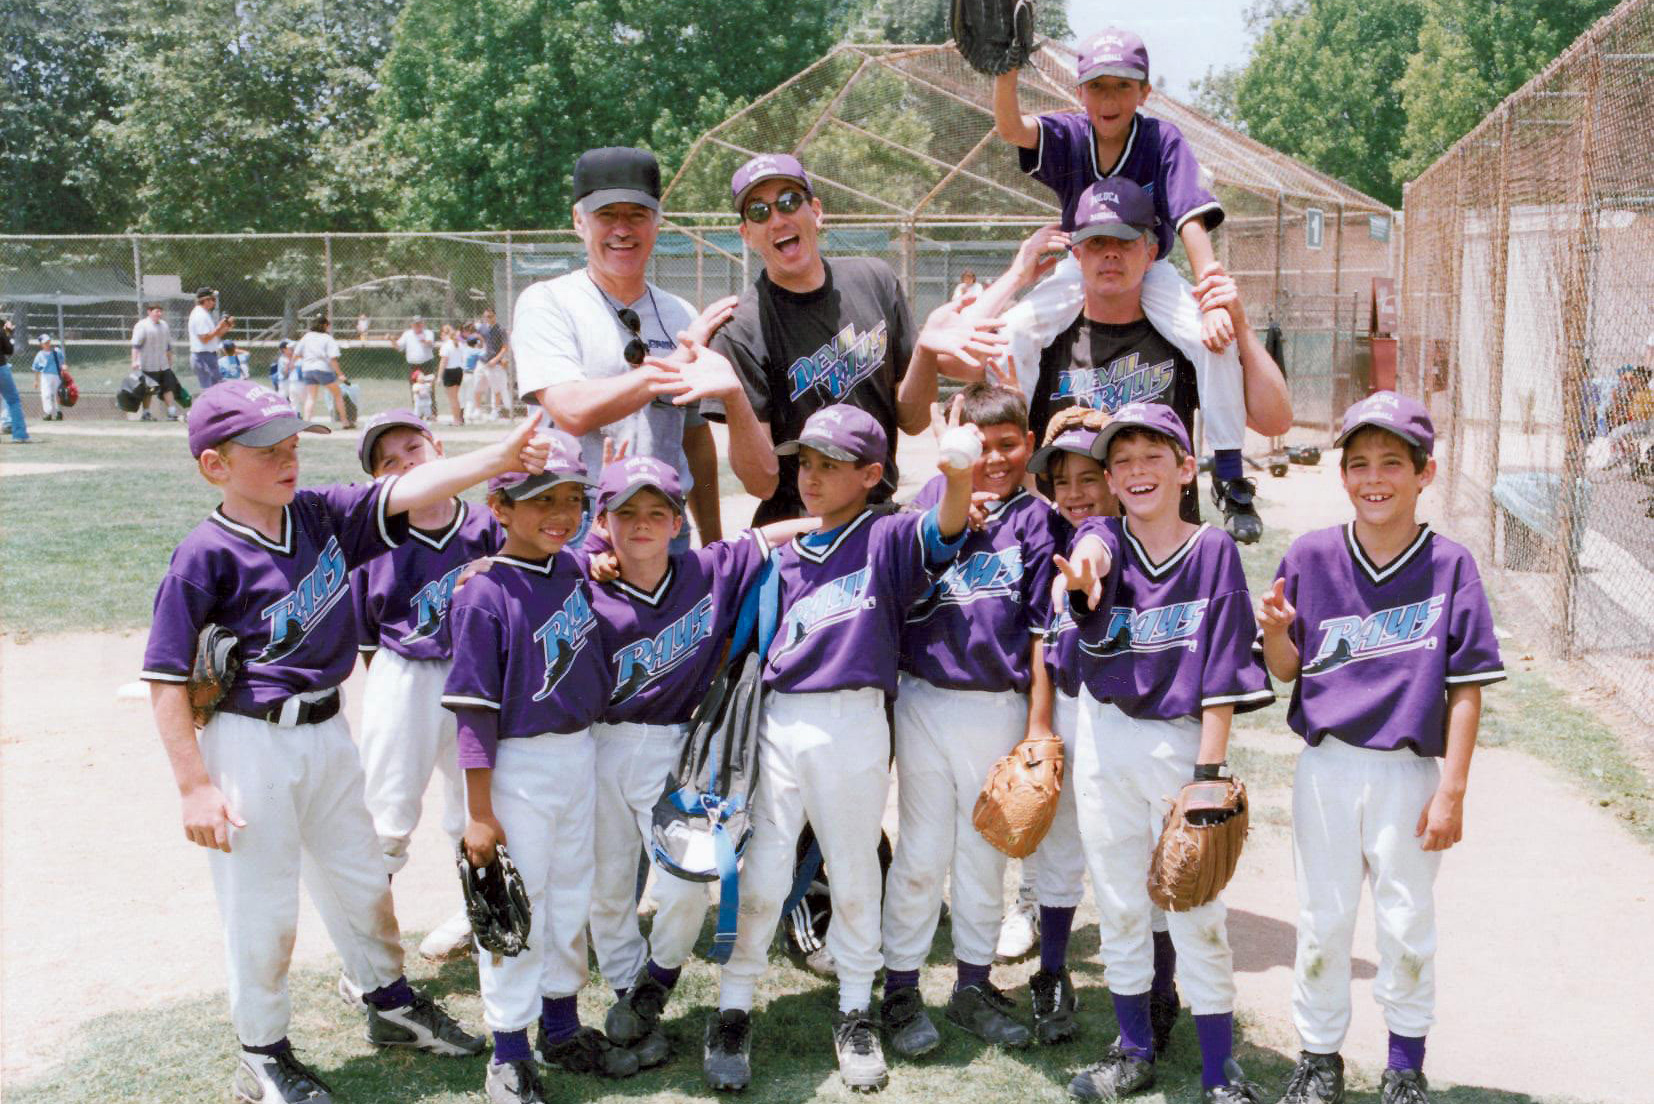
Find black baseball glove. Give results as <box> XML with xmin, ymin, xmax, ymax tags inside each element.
<box><xmin>187</xmin><ymin>624</ymin><xmax>242</xmax><ymax>728</ymax></box>
<box><xmin>953</xmin><ymin>0</ymin><xmax>1036</xmax><ymax>76</ymax></box>
<box><xmin>457</xmin><ymin>841</ymin><xmax>531</xmax><ymax>957</ymax></box>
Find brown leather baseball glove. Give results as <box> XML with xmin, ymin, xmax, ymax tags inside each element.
<box><xmin>1147</xmin><ymin>777</ymin><xmax>1249</xmax><ymax>911</ymax></box>
<box><xmin>973</xmin><ymin>732</ymin><xmax>1064</xmax><ymax>858</ymax></box>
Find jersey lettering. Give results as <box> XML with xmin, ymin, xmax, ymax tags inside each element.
<box><xmin>256</xmin><ymin>536</ymin><xmax>350</xmax><ymax>663</ymax></box>
<box><xmin>774</xmin><ymin>567</ymin><xmax>874</xmax><ymax>655</ymax></box>
<box><xmin>786</xmin><ymin>322</ymin><xmax>889</xmax><ymax>402</ymax></box>
<box><xmin>1302</xmin><ymin>595</ymin><xmax>1443</xmax><ymax>676</ymax></box>
<box><xmin>532</xmin><ymin>588</ymin><xmax>598</xmax><ymax>701</ymax></box>
<box><xmin>1054</xmin><ymin>350</ymin><xmax>1176</xmax><ymax>411</ymax></box>
<box><xmin>610</xmin><ymin>595</ymin><xmax>716</xmax><ymax>703</ymax></box>
<box><xmin>1081</xmin><ymin>598</ymin><xmax>1209</xmax><ymax>656</ymax></box>
<box><xmin>910</xmin><ymin>548</ymin><xmax>1023</xmax><ymax>621</ymax></box>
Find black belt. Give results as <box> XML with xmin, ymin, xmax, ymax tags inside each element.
<box><xmin>227</xmin><ymin>689</ymin><xmax>342</xmax><ymax>727</ymax></box>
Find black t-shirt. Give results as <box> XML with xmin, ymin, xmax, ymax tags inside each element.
<box><xmin>708</xmin><ymin>257</ymin><xmax>914</xmax><ymax>524</ymax></box>
<box><xmin>1032</xmin><ymin>315</ymin><xmax>1202</xmax><ymax>524</ymax></box>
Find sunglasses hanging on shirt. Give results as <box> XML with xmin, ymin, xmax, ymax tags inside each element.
<box><xmin>597</xmin><ymin>283</ymin><xmax>667</xmax><ymax>368</ymax></box>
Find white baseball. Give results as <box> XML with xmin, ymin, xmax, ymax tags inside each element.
<box><xmin>939</xmin><ymin>425</ymin><xmax>982</xmax><ymax>471</ymax></box>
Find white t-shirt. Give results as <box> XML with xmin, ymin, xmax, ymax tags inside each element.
<box><xmin>441</xmin><ymin>338</ymin><xmax>468</xmax><ymax>370</ymax></box>
<box><xmin>188</xmin><ymin>305</ymin><xmax>221</xmax><ymax>354</ymax></box>
<box><xmin>295</xmin><ymin>331</ymin><xmax>342</xmax><ymax>375</ymax></box>
<box><xmin>130</xmin><ymin>317</ymin><xmax>173</xmax><ymax>372</ymax></box>
<box><xmin>512</xmin><ymin>269</ymin><xmax>701</xmax><ymax>493</ymax></box>
<box><xmin>396</xmin><ymin>328</ymin><xmax>436</xmax><ymax>365</ymax></box>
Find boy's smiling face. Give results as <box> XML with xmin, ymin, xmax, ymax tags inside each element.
<box><xmin>972</xmin><ymin>421</ymin><xmax>1034</xmax><ymax>499</ymax></box>
<box><xmin>1049</xmin><ymin>451</ymin><xmax>1117</xmax><ymax>525</ymax></box>
<box><xmin>1104</xmin><ymin>430</ymin><xmax>1193</xmax><ymax>521</ymax></box>
<box><xmin>369</xmin><ymin>426</ymin><xmax>441</xmax><ymax>478</ymax></box>
<box><xmin>606</xmin><ymin>488</ymin><xmax>683</xmax><ymax>564</ymax></box>
<box><xmin>491</xmin><ymin>483</ymin><xmax>588</xmax><ymax>558</ymax></box>
<box><xmin>1339</xmin><ymin>427</ymin><xmax>1434</xmax><ymax>530</ymax></box>
<box><xmin>1079</xmin><ymin>75</ymin><xmax>1149</xmax><ymax>142</ymax></box>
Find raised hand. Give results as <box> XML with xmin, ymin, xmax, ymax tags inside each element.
<box><xmin>502</xmin><ymin>408</ymin><xmax>550</xmax><ymax>473</ymax></box>
<box><xmin>1256</xmin><ymin>577</ymin><xmax>1295</xmax><ymax>635</ymax></box>
<box><xmin>600</xmin><ymin>435</ymin><xmax>630</xmax><ymax>467</ymax></box>
<box><xmin>1012</xmin><ymin>223</ymin><xmax>1071</xmax><ymax>287</ymax></box>
<box><xmin>647</xmin><ymin>338</ymin><xmax>743</xmax><ymax>406</ymax></box>
<box><xmin>918</xmin><ymin>299</ymin><xmax>1008</xmax><ymax>369</ymax></box>
<box><xmin>936</xmin><ymin>391</ymin><xmax>985</xmax><ymax>476</ymax></box>
<box><xmin>1053</xmin><ymin>533</ymin><xmax>1111</xmax><ymax>607</ymax></box>
<box><xmin>682</xmin><ymin>295</ymin><xmax>740</xmax><ymax>347</ymax></box>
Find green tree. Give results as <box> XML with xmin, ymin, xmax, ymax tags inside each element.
<box><xmin>848</xmin><ymin>0</ymin><xmax>1072</xmax><ymax>44</ymax></box>
<box><xmin>1189</xmin><ymin>64</ymin><xmax>1244</xmax><ymax>129</ymax></box>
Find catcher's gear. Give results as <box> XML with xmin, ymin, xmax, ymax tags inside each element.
<box><xmin>973</xmin><ymin>732</ymin><xmax>1064</xmax><ymax>858</ymax></box>
<box><xmin>187</xmin><ymin>624</ymin><xmax>242</xmax><ymax>728</ymax></box>
<box><xmin>1147</xmin><ymin>777</ymin><xmax>1249</xmax><ymax>911</ymax></box>
<box><xmin>56</xmin><ymin>368</ymin><xmax>78</xmax><ymax>408</ymax></box>
<box><xmin>117</xmin><ymin>371</ymin><xmax>152</xmax><ymax>414</ymax></box>
<box><xmin>952</xmin><ymin>0</ymin><xmax>1036</xmax><ymax>76</ymax></box>
<box><xmin>458</xmin><ymin>841</ymin><xmax>532</xmax><ymax>957</ymax></box>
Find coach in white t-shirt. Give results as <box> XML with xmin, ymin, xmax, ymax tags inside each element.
<box><xmin>512</xmin><ymin>146</ymin><xmax>744</xmax><ymax>550</ymax></box>
<box><xmin>187</xmin><ymin>287</ymin><xmax>234</xmax><ymax>389</ymax></box>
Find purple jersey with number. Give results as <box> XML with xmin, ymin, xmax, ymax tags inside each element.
<box><xmin>1020</xmin><ymin>112</ymin><xmax>1222</xmax><ymax>259</ymax></box>
<box><xmin>1275</xmin><ymin>524</ymin><xmax>1504</xmax><ymax>757</ymax></box>
<box><xmin>142</xmin><ymin>481</ymin><xmax>409</xmax><ymax>711</ymax></box>
<box><xmin>351</xmin><ymin>498</ymin><xmax>499</xmax><ymax>662</ymax></box>
<box><xmin>442</xmin><ymin>552</ymin><xmax>611</xmax><ymax>763</ymax></box>
<box><xmin>594</xmin><ymin>530</ymin><xmax>772</xmax><ymax>725</ymax></box>
<box><xmin>765</xmin><ymin>507</ymin><xmax>964</xmax><ymax>696</ymax></box>
<box><xmin>902</xmin><ymin>477</ymin><xmax>1060</xmax><ymax>693</ymax></box>
<box><xmin>1071</xmin><ymin>517</ymin><xmax>1272</xmax><ymax>720</ymax></box>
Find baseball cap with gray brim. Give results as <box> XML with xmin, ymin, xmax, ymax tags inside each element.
<box><xmin>597</xmin><ymin>455</ymin><xmax>686</xmax><ymax>514</ymax></box>
<box><xmin>1070</xmin><ymin>179</ymin><xmax>1157</xmax><ymax>246</ymax></box>
<box><xmin>774</xmin><ymin>404</ymin><xmax>886</xmax><ymax>465</ymax></box>
<box><xmin>1333</xmin><ymin>390</ymin><xmax>1435</xmax><ymax>456</ymax></box>
<box><xmin>195</xmin><ymin>287</ymin><xmax>217</xmax><ymax>300</ymax></box>
<box><xmin>730</xmin><ymin>153</ymin><xmax>814</xmax><ymax>213</ymax></box>
<box><xmin>187</xmin><ymin>379</ymin><xmax>329</xmax><ymax>458</ymax></box>
<box><xmin>1088</xmin><ymin>401</ymin><xmax>1192</xmax><ymax>461</ymax></box>
<box><xmin>574</xmin><ymin>147</ymin><xmax>662</xmax><ymax>214</ymax></box>
<box><xmin>1076</xmin><ymin>28</ymin><xmax>1150</xmax><ymax>84</ymax></box>
<box><xmin>1029</xmin><ymin>426</ymin><xmax>1103</xmax><ymax>475</ymax></box>
<box><xmin>357</xmin><ymin>408</ymin><xmax>433</xmax><ymax>474</ymax></box>
<box><xmin>487</xmin><ymin>430</ymin><xmax>594</xmax><ymax>500</ymax></box>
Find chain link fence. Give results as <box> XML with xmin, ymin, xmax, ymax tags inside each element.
<box><xmin>1400</xmin><ymin>0</ymin><xmax>1654</xmax><ymax>726</ymax></box>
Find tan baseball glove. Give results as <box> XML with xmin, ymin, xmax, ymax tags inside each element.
<box><xmin>1147</xmin><ymin>777</ymin><xmax>1249</xmax><ymax>911</ymax></box>
<box><xmin>973</xmin><ymin>733</ymin><xmax>1064</xmax><ymax>858</ymax></box>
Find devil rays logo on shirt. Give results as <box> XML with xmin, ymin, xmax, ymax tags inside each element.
<box><xmin>532</xmin><ymin>589</ymin><xmax>598</xmax><ymax>701</ymax></box>
<box><xmin>772</xmin><ymin>567</ymin><xmax>875</xmax><ymax>656</ymax></box>
<box><xmin>610</xmin><ymin>596</ymin><xmax>716</xmax><ymax>704</ymax></box>
<box><xmin>1056</xmin><ymin>350</ymin><xmax>1175</xmax><ymax>412</ymax></box>
<box><xmin>1080</xmin><ymin>599</ymin><xmax>1209</xmax><ymax>657</ymax></box>
<box><xmin>786</xmin><ymin>322</ymin><xmax>889</xmax><ymax>403</ymax></box>
<box><xmin>400</xmin><ymin>563</ymin><xmax>466</xmax><ymax>645</ymax></box>
<box><xmin>909</xmin><ymin>548</ymin><xmax>1023</xmax><ymax>623</ymax></box>
<box><xmin>1301</xmin><ymin>595</ymin><xmax>1444</xmax><ymax>677</ymax></box>
<box><xmin>256</xmin><ymin>536</ymin><xmax>349</xmax><ymax>663</ymax></box>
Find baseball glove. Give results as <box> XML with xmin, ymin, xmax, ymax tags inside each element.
<box><xmin>973</xmin><ymin>732</ymin><xmax>1064</xmax><ymax>858</ymax></box>
<box><xmin>1042</xmin><ymin>404</ymin><xmax>1113</xmax><ymax>446</ymax></box>
<box><xmin>1147</xmin><ymin>778</ymin><xmax>1249</xmax><ymax>911</ymax></box>
<box><xmin>952</xmin><ymin>0</ymin><xmax>1036</xmax><ymax>76</ymax></box>
<box><xmin>458</xmin><ymin>841</ymin><xmax>531</xmax><ymax>957</ymax></box>
<box><xmin>187</xmin><ymin>624</ymin><xmax>242</xmax><ymax>728</ymax></box>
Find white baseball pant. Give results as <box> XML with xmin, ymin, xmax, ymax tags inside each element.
<box><xmin>883</xmin><ymin>676</ymin><xmax>1026</xmax><ymax>969</ymax></box>
<box><xmin>1291</xmin><ymin>737</ymin><xmax>1443</xmax><ymax>1051</ymax></box>
<box><xmin>718</xmin><ymin>688</ymin><xmax>891</xmax><ymax>1015</ymax></box>
<box><xmin>588</xmin><ymin>720</ymin><xmax>709</xmax><ymax>985</ymax></box>
<box><xmin>479</xmin><ymin>731</ymin><xmax>597</xmax><ymax>1033</ymax></box>
<box><xmin>199</xmin><ymin>711</ymin><xmax>405</xmax><ymax>1046</ymax></box>
<box><xmin>358</xmin><ymin>650</ymin><xmax>466</xmax><ymax>875</ymax></box>
<box><xmin>1028</xmin><ymin>690</ymin><xmax>1087</xmax><ymax>908</ymax></box>
<box><xmin>460</xmin><ymin>370</ymin><xmax>479</xmax><ymax>419</ymax></box>
<box><xmin>1073</xmin><ymin>691</ymin><xmax>1235</xmax><ymax>1011</ymax></box>
<box><xmin>37</xmin><ymin>373</ymin><xmax>59</xmax><ymax>418</ymax></box>
<box><xmin>1006</xmin><ymin>255</ymin><xmax>1247</xmax><ymax>452</ymax></box>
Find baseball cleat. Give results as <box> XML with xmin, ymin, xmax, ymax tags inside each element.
<box><xmin>233</xmin><ymin>1048</ymin><xmax>333</xmax><ymax>1104</ymax></box>
<box><xmin>945</xmin><ymin>982</ymin><xmax>1032</xmax><ymax>1048</ymax></box>
<box><xmin>418</xmin><ymin>908</ymin><xmax>475</xmax><ymax>960</ymax></box>
<box><xmin>1277</xmin><ymin>1051</ymin><xmax>1345</xmax><ymax>1104</ymax></box>
<box><xmin>539</xmin><ymin>1025</ymin><xmax>640</xmax><ymax>1078</ymax></box>
<box><xmin>1030</xmin><ymin>968</ymin><xmax>1078</xmax><ymax>1044</ymax></box>
<box><xmin>832</xmin><ymin>1008</ymin><xmax>889</xmax><ymax>1092</ymax></box>
<box><xmin>879</xmin><ymin>986</ymin><xmax>941</xmax><ymax>1059</ymax></box>
<box><xmin>1380</xmin><ymin>1068</ymin><xmax>1431</xmax><ymax>1104</ymax></box>
<box><xmin>703</xmin><ymin>1009</ymin><xmax>752</xmax><ymax>1091</ymax></box>
<box><xmin>336</xmin><ymin>973</ymin><xmax>364</xmax><ymax>1007</ymax></box>
<box><xmin>629</xmin><ymin>1025</ymin><xmax>671</xmax><ymax>1069</ymax></box>
<box><xmin>485</xmin><ymin>1058</ymin><xmax>547</xmax><ymax>1104</ymax></box>
<box><xmin>1206</xmin><ymin>1059</ymin><xmax>1267</xmax><ymax>1103</ymax></box>
<box><xmin>1212</xmin><ymin>476</ymin><xmax>1264</xmax><ymax>544</ymax></box>
<box><xmin>1067</xmin><ymin>1043</ymin><xmax>1156</xmax><ymax>1099</ymax></box>
<box><xmin>995</xmin><ymin>888</ymin><xmax>1039</xmax><ymax>961</ymax></box>
<box><xmin>1149</xmin><ymin>986</ymin><xmax>1180</xmax><ymax>1056</ymax></box>
<box><xmin>365</xmin><ymin>992</ymin><xmax>487</xmax><ymax>1057</ymax></box>
<box><xmin>605</xmin><ymin>968</ymin><xmax>671</xmax><ymax>1046</ymax></box>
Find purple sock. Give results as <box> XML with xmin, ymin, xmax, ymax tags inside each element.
<box><xmin>1388</xmin><ymin>1032</ymin><xmax>1426</xmax><ymax>1072</ymax></box>
<box><xmin>884</xmin><ymin>968</ymin><xmax>920</xmax><ymax>994</ymax></box>
<box><xmin>540</xmin><ymin>995</ymin><xmax>579</xmax><ymax>1044</ymax></box>
<box><xmin>646</xmin><ymin>959</ymin><xmax>681</xmax><ymax>990</ymax></box>
<box><xmin>362</xmin><ymin>976</ymin><xmax>415</xmax><ymax>1010</ymax></box>
<box><xmin>1215</xmin><ymin>450</ymin><xmax>1244</xmax><ymax>482</ymax></box>
<box><xmin>1194</xmin><ymin>1012</ymin><xmax>1233</xmax><ymax>1089</ymax></box>
<box><xmin>1151</xmin><ymin>930</ymin><xmax>1177</xmax><ymax>999</ymax></box>
<box><xmin>1039</xmin><ymin>905</ymin><xmax>1077</xmax><ymax>974</ymax></box>
<box><xmin>1111</xmin><ymin>991</ymin><xmax>1154</xmax><ymax>1061</ymax></box>
<box><xmin>493</xmin><ymin>1029</ymin><xmax>532</xmax><ymax>1064</ymax></box>
<box><xmin>242</xmin><ymin>1037</ymin><xmax>291</xmax><ymax>1057</ymax></box>
<box><xmin>955</xmin><ymin>960</ymin><xmax>991</xmax><ymax>992</ymax></box>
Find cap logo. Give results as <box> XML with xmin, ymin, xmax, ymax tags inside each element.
<box><xmin>1366</xmin><ymin>393</ymin><xmax>1401</xmax><ymax>410</ymax></box>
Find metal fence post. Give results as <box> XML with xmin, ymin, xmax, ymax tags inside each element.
<box><xmin>131</xmin><ymin>235</ymin><xmax>144</xmax><ymax>319</ymax></box>
<box><xmin>1331</xmin><ymin>201</ymin><xmax>1345</xmax><ymax>437</ymax></box>
<box><xmin>1271</xmin><ymin>193</ymin><xmax>1284</xmax><ymax>321</ymax></box>
<box><xmin>323</xmin><ymin>233</ymin><xmax>334</xmax><ymax>327</ymax></box>
<box><xmin>1484</xmin><ymin>107</ymin><xmax>1515</xmax><ymax>552</ymax></box>
<box><xmin>504</xmin><ymin>230</ymin><xmax>516</xmax><ymax>327</ymax></box>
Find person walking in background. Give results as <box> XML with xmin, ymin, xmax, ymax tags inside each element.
<box><xmin>296</xmin><ymin>317</ymin><xmax>353</xmax><ymax>428</ymax></box>
<box><xmin>31</xmin><ymin>334</ymin><xmax>65</xmax><ymax>421</ymax></box>
<box><xmin>357</xmin><ymin>313</ymin><xmax>372</xmax><ymax>346</ymax></box>
<box><xmin>188</xmin><ymin>288</ymin><xmax>234</xmax><ymax>390</ymax></box>
<box><xmin>0</xmin><ymin>320</ymin><xmax>32</xmax><ymax>442</ymax></box>
<box><xmin>951</xmin><ymin>270</ymin><xmax>980</xmax><ymax>303</ymax></box>
<box><xmin>130</xmin><ymin>303</ymin><xmax>183</xmax><ymax>422</ymax></box>
<box><xmin>390</xmin><ymin>317</ymin><xmax>445</xmax><ymax>422</ymax></box>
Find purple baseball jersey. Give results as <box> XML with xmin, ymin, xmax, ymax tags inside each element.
<box><xmin>1021</xmin><ymin>112</ymin><xmax>1222</xmax><ymax>259</ymax></box>
<box><xmin>901</xmin><ymin>477</ymin><xmax>1060</xmax><ymax>693</ymax></box>
<box><xmin>442</xmin><ymin>552</ymin><xmax>612</xmax><ymax>766</ymax></box>
<box><xmin>1039</xmin><ymin>518</ymin><xmax>1087</xmax><ymax>697</ymax></box>
<box><xmin>1275</xmin><ymin>524</ymin><xmax>1504</xmax><ymax>757</ymax></box>
<box><xmin>594</xmin><ymin>529</ymin><xmax>772</xmax><ymax>725</ymax></box>
<box><xmin>352</xmin><ymin>498</ymin><xmax>500</xmax><ymax>662</ymax></box>
<box><xmin>765</xmin><ymin>506</ymin><xmax>965</xmax><ymax>696</ymax></box>
<box><xmin>1070</xmin><ymin>517</ymin><xmax>1272</xmax><ymax>720</ymax></box>
<box><xmin>142</xmin><ymin>481</ymin><xmax>409</xmax><ymax>711</ymax></box>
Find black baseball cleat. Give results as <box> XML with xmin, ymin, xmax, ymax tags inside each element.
<box><xmin>485</xmin><ymin>1058</ymin><xmax>547</xmax><ymax>1104</ymax></box>
<box><xmin>1206</xmin><ymin>1059</ymin><xmax>1267</xmax><ymax>1103</ymax></box>
<box><xmin>833</xmin><ymin>1008</ymin><xmax>889</xmax><ymax>1092</ymax></box>
<box><xmin>605</xmin><ymin>969</ymin><xmax>672</xmax><ymax>1068</ymax></box>
<box><xmin>1149</xmin><ymin>986</ymin><xmax>1180</xmax><ymax>1056</ymax></box>
<box><xmin>1380</xmin><ymin>1068</ymin><xmax>1431</xmax><ymax>1104</ymax></box>
<box><xmin>538</xmin><ymin>1025</ymin><xmax>639</xmax><ymax>1078</ymax></box>
<box><xmin>1068</xmin><ymin>1043</ymin><xmax>1155</xmax><ymax>1099</ymax></box>
<box><xmin>880</xmin><ymin>985</ymin><xmax>941</xmax><ymax>1059</ymax></box>
<box><xmin>1299</xmin><ymin>637</ymin><xmax>1355</xmax><ymax>677</ymax></box>
<box><xmin>1029</xmin><ymin>969</ymin><xmax>1078</xmax><ymax>1045</ymax></box>
<box><xmin>945</xmin><ymin>981</ymin><xmax>1033</xmax><ymax>1048</ymax></box>
<box><xmin>365</xmin><ymin>992</ymin><xmax>487</xmax><ymax>1057</ymax></box>
<box><xmin>233</xmin><ymin>1048</ymin><xmax>333</xmax><ymax>1104</ymax></box>
<box><xmin>703</xmin><ymin>1009</ymin><xmax>752</xmax><ymax>1091</ymax></box>
<box><xmin>1278</xmin><ymin>1051</ymin><xmax>1346</xmax><ymax>1104</ymax></box>
<box><xmin>1212</xmin><ymin>476</ymin><xmax>1264</xmax><ymax>544</ymax></box>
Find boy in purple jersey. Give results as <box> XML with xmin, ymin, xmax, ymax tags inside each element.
<box><xmin>703</xmin><ymin>403</ymin><xmax>979</xmax><ymax>1093</ymax></box>
<box><xmin>1256</xmin><ymin>393</ymin><xmax>1504</xmax><ymax>1104</ymax></box>
<box><xmin>348</xmin><ymin>410</ymin><xmax>499</xmax><ymax>966</ymax></box>
<box><xmin>585</xmin><ymin>454</ymin><xmax>815</xmax><ymax>1068</ymax></box>
<box><xmin>1057</xmin><ymin>401</ymin><xmax>1274</xmax><ymax>1104</ymax></box>
<box><xmin>442</xmin><ymin>433</ymin><xmax>640</xmax><ymax>1104</ymax></box>
<box><xmin>878</xmin><ymin>384</ymin><xmax>1059</xmax><ymax>1058</ymax></box>
<box><xmin>141</xmin><ymin>381</ymin><xmax>550</xmax><ymax>1104</ymax></box>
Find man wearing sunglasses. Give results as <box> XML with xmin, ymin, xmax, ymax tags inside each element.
<box><xmin>513</xmin><ymin>145</ymin><xmax>746</xmax><ymax>550</ymax></box>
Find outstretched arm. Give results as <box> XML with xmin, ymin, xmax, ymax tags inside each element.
<box><xmin>385</xmin><ymin>410</ymin><xmax>551</xmax><ymax>515</ymax></box>
<box><xmin>993</xmin><ymin>71</ymin><xmax>1040</xmax><ymax>148</ymax></box>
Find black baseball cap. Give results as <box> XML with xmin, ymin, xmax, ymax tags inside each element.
<box><xmin>573</xmin><ymin>147</ymin><xmax>661</xmax><ymax>214</ymax></box>
<box><xmin>195</xmin><ymin>286</ymin><xmax>218</xmax><ymax>300</ymax></box>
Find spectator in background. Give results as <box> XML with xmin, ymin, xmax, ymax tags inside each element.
<box><xmin>32</xmin><ymin>334</ymin><xmax>66</xmax><ymax>421</ymax></box>
<box><xmin>296</xmin><ymin>317</ymin><xmax>353</xmax><ymax>427</ymax></box>
<box><xmin>437</xmin><ymin>321</ymin><xmax>469</xmax><ymax>425</ymax></box>
<box><xmin>269</xmin><ymin>339</ymin><xmax>301</xmax><ymax>404</ymax></box>
<box><xmin>356</xmin><ymin>313</ymin><xmax>371</xmax><ymax>345</ymax></box>
<box><xmin>389</xmin><ymin>316</ymin><xmax>444</xmax><ymax>422</ymax></box>
<box><xmin>475</xmin><ymin>306</ymin><xmax>510</xmax><ymax>409</ymax></box>
<box><xmin>951</xmin><ymin>269</ymin><xmax>980</xmax><ymax>303</ymax></box>
<box><xmin>130</xmin><ymin>302</ymin><xmax>182</xmax><ymax>421</ymax></box>
<box><xmin>217</xmin><ymin>339</ymin><xmax>249</xmax><ymax>381</ymax></box>
<box><xmin>187</xmin><ymin>287</ymin><xmax>233</xmax><ymax>389</ymax></box>
<box><xmin>0</xmin><ymin>319</ymin><xmax>31</xmax><ymax>443</ymax></box>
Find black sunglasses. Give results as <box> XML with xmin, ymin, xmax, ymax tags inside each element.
<box><xmin>742</xmin><ymin>189</ymin><xmax>808</xmax><ymax>224</ymax></box>
<box><xmin>616</xmin><ymin>307</ymin><xmax>647</xmax><ymax>367</ymax></box>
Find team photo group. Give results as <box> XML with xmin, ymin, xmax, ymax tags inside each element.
<box><xmin>140</xmin><ymin>26</ymin><xmax>1506</xmax><ymax>1104</ymax></box>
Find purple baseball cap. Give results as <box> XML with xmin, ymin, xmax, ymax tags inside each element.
<box><xmin>1088</xmin><ymin>401</ymin><xmax>1192</xmax><ymax>461</ymax></box>
<box><xmin>357</xmin><ymin>408</ymin><xmax>432</xmax><ymax>473</ymax></box>
<box><xmin>730</xmin><ymin>153</ymin><xmax>814</xmax><ymax>213</ymax></box>
<box><xmin>1334</xmin><ymin>391</ymin><xmax>1435</xmax><ymax>456</ymax></box>
<box><xmin>1029</xmin><ymin>426</ymin><xmax>1103</xmax><ymax>475</ymax></box>
<box><xmin>1071</xmin><ymin>179</ymin><xmax>1157</xmax><ymax>247</ymax></box>
<box><xmin>188</xmin><ymin>380</ymin><xmax>328</xmax><ymax>458</ymax></box>
<box><xmin>774</xmin><ymin>404</ymin><xmax>886</xmax><ymax>465</ymax></box>
<box><xmin>487</xmin><ymin>430</ymin><xmax>594</xmax><ymax>500</ymax></box>
<box><xmin>597</xmin><ymin>455</ymin><xmax>686</xmax><ymax>514</ymax></box>
<box><xmin>1076</xmin><ymin>28</ymin><xmax>1150</xmax><ymax>84</ymax></box>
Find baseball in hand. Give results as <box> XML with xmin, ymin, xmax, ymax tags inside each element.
<box><xmin>939</xmin><ymin>425</ymin><xmax>983</xmax><ymax>471</ymax></box>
